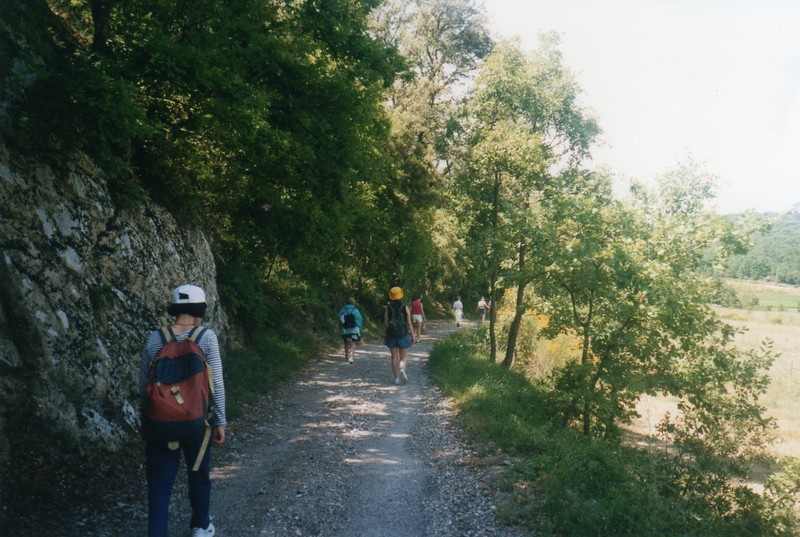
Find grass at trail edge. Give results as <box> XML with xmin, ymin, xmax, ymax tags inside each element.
<box><xmin>426</xmin><ymin>331</ymin><xmax>796</xmax><ymax>537</ymax></box>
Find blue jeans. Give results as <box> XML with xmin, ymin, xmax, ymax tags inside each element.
<box><xmin>385</xmin><ymin>332</ymin><xmax>412</xmax><ymax>349</ymax></box>
<box><xmin>146</xmin><ymin>440</ymin><xmax>212</xmax><ymax>537</ymax></box>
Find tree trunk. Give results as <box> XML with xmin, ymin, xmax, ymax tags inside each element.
<box><xmin>488</xmin><ymin>167</ymin><xmax>502</xmax><ymax>363</ymax></box>
<box><xmin>90</xmin><ymin>0</ymin><xmax>112</xmax><ymax>53</ymax></box>
<box><xmin>583</xmin><ymin>401</ymin><xmax>591</xmax><ymax>436</ymax></box>
<box><xmin>562</xmin><ymin>315</ymin><xmax>596</xmax><ymax>432</ymax></box>
<box><xmin>502</xmin><ymin>242</ymin><xmax>527</xmax><ymax>368</ymax></box>
<box><xmin>489</xmin><ymin>271</ymin><xmax>498</xmax><ymax>363</ymax></box>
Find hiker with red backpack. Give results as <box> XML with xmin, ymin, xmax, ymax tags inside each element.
<box><xmin>139</xmin><ymin>284</ymin><xmax>226</xmax><ymax>537</ymax></box>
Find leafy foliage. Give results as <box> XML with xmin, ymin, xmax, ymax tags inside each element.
<box><xmin>4</xmin><ymin>4</ymin><xmax>794</xmax><ymax>532</ymax></box>
<box><xmin>726</xmin><ymin>212</ymin><xmax>800</xmax><ymax>285</ymax></box>
<box><xmin>453</xmin><ymin>36</ymin><xmax>599</xmax><ymax>364</ymax></box>
<box><xmin>429</xmin><ymin>331</ymin><xmax>799</xmax><ymax>536</ymax></box>
<box><xmin>369</xmin><ymin>0</ymin><xmax>492</xmax><ymax>299</ymax></box>
<box><xmin>3</xmin><ymin>0</ymin><xmax>421</xmax><ymax>334</ymax></box>
<box><xmin>529</xmin><ymin>162</ymin><xmax>778</xmax><ymax>455</ymax></box>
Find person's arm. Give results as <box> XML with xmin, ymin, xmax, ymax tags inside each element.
<box><xmin>200</xmin><ymin>330</ymin><xmax>226</xmax><ymax>439</ymax></box>
<box><xmin>206</xmin><ymin>333</ymin><xmax>226</xmax><ymax>425</ymax></box>
<box><xmin>213</xmin><ymin>426</ymin><xmax>225</xmax><ymax>447</ymax></box>
<box><xmin>420</xmin><ymin>303</ymin><xmax>426</xmax><ymax>322</ymax></box>
<box><xmin>405</xmin><ymin>306</ymin><xmax>413</xmax><ymax>334</ymax></box>
<box><xmin>383</xmin><ymin>307</ymin><xmax>388</xmax><ymax>339</ymax></box>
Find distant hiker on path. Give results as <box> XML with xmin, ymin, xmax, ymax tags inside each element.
<box><xmin>476</xmin><ymin>296</ymin><xmax>488</xmax><ymax>324</ymax></box>
<box><xmin>337</xmin><ymin>297</ymin><xmax>363</xmax><ymax>364</ymax></box>
<box><xmin>384</xmin><ymin>286</ymin><xmax>414</xmax><ymax>384</ymax></box>
<box><xmin>410</xmin><ymin>294</ymin><xmax>426</xmax><ymax>343</ymax></box>
<box><xmin>452</xmin><ymin>296</ymin><xmax>464</xmax><ymax>327</ymax></box>
<box><xmin>139</xmin><ymin>284</ymin><xmax>226</xmax><ymax>537</ymax></box>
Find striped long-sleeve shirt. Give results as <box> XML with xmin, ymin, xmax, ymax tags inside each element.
<box><xmin>138</xmin><ymin>327</ymin><xmax>227</xmax><ymax>427</ymax></box>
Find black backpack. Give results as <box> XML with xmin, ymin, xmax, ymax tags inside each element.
<box><xmin>342</xmin><ymin>308</ymin><xmax>357</xmax><ymax>329</ymax></box>
<box><xmin>386</xmin><ymin>302</ymin><xmax>407</xmax><ymax>337</ymax></box>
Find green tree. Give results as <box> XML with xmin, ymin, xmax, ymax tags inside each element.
<box><xmin>727</xmin><ymin>212</ymin><xmax>800</xmax><ymax>285</ymax></box>
<box><xmin>536</xmin><ymin>161</ymin><xmax>776</xmax><ymax>461</ymax></box>
<box><xmin>125</xmin><ymin>0</ymin><xmax>398</xmax><ymax>323</ymax></box>
<box><xmin>14</xmin><ymin>0</ymin><xmax>408</xmax><ymax>329</ymax></box>
<box><xmin>369</xmin><ymin>0</ymin><xmax>491</xmax><ymax>297</ymax></box>
<box><xmin>456</xmin><ymin>36</ymin><xmax>598</xmax><ymax>364</ymax></box>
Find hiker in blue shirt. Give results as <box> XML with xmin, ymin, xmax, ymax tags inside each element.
<box><xmin>337</xmin><ymin>297</ymin><xmax>363</xmax><ymax>364</ymax></box>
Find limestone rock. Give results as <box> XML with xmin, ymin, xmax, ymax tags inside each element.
<box><xmin>0</xmin><ymin>142</ymin><xmax>228</xmax><ymax>468</ymax></box>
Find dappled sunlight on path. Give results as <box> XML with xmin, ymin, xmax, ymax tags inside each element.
<box><xmin>193</xmin><ymin>319</ymin><xmax>527</xmax><ymax>537</ymax></box>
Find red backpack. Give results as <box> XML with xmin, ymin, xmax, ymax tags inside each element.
<box><xmin>141</xmin><ymin>326</ymin><xmax>213</xmax><ymax>470</ymax></box>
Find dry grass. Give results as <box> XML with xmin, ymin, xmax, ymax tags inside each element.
<box><xmin>631</xmin><ymin>282</ymin><xmax>800</xmax><ymax>459</ymax></box>
<box><xmin>727</xmin><ymin>279</ymin><xmax>800</xmax><ymax>297</ymax></box>
<box><xmin>722</xmin><ymin>280</ymin><xmax>800</xmax><ymax>458</ymax></box>
<box><xmin>716</xmin><ymin>305</ymin><xmax>800</xmax><ymax>458</ymax></box>
<box><xmin>726</xmin><ymin>278</ymin><xmax>800</xmax><ymax>311</ymax></box>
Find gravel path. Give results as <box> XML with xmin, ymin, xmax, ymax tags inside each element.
<box><xmin>36</xmin><ymin>321</ymin><xmax>533</xmax><ymax>536</ymax></box>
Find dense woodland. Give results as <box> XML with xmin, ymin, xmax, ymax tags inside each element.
<box><xmin>724</xmin><ymin>210</ymin><xmax>800</xmax><ymax>285</ymax></box>
<box><xmin>2</xmin><ymin>0</ymin><xmax>799</xmax><ymax>534</ymax></box>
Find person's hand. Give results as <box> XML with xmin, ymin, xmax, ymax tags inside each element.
<box><xmin>212</xmin><ymin>426</ymin><xmax>225</xmax><ymax>447</ymax></box>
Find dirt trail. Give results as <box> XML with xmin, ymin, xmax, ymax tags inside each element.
<box><xmin>74</xmin><ymin>320</ymin><xmax>529</xmax><ymax>537</ymax></box>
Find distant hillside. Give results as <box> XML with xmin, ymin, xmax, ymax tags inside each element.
<box><xmin>725</xmin><ymin>211</ymin><xmax>800</xmax><ymax>285</ymax></box>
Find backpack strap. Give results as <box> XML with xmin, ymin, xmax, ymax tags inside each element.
<box><xmin>159</xmin><ymin>326</ymin><xmax>173</xmax><ymax>346</ymax></box>
<box><xmin>160</xmin><ymin>324</ymin><xmax>205</xmax><ymax>344</ymax></box>
<box><xmin>192</xmin><ymin>415</ymin><xmax>213</xmax><ymax>472</ymax></box>
<box><xmin>186</xmin><ymin>326</ymin><xmax>214</xmax><ymax>396</ymax></box>
<box><xmin>187</xmin><ymin>325</ymin><xmax>206</xmax><ymax>343</ymax></box>
<box><xmin>390</xmin><ymin>301</ymin><xmax>404</xmax><ymax>318</ymax></box>
<box><xmin>189</xmin><ymin>325</ymin><xmax>213</xmax><ymax>470</ymax></box>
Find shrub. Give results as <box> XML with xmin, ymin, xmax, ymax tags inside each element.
<box><xmin>428</xmin><ymin>331</ymin><xmax>795</xmax><ymax>536</ymax></box>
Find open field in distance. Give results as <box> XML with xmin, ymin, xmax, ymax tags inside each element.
<box><xmin>717</xmin><ymin>279</ymin><xmax>800</xmax><ymax>458</ymax></box>
<box><xmin>631</xmin><ymin>280</ymin><xmax>800</xmax><ymax>459</ymax></box>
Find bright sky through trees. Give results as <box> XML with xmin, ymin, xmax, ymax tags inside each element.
<box><xmin>481</xmin><ymin>0</ymin><xmax>800</xmax><ymax>214</ymax></box>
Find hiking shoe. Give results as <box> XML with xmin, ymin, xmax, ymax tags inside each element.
<box><xmin>192</xmin><ymin>523</ymin><xmax>215</xmax><ymax>536</ymax></box>
<box><xmin>393</xmin><ymin>376</ymin><xmax>401</xmax><ymax>385</ymax></box>
<box><xmin>399</xmin><ymin>369</ymin><xmax>408</xmax><ymax>384</ymax></box>
<box><xmin>348</xmin><ymin>356</ymin><xmax>354</xmax><ymax>364</ymax></box>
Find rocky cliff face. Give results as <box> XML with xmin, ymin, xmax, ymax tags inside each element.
<box><xmin>0</xmin><ymin>141</ymin><xmax>228</xmax><ymax>478</ymax></box>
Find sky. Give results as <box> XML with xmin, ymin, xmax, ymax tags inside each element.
<box><xmin>480</xmin><ymin>0</ymin><xmax>800</xmax><ymax>214</ymax></box>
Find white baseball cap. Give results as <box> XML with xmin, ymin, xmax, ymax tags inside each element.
<box><xmin>171</xmin><ymin>284</ymin><xmax>206</xmax><ymax>304</ymax></box>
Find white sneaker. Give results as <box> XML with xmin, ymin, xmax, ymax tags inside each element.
<box><xmin>348</xmin><ymin>356</ymin><xmax>353</xmax><ymax>364</ymax></box>
<box><xmin>192</xmin><ymin>523</ymin><xmax>215</xmax><ymax>536</ymax></box>
<box><xmin>393</xmin><ymin>376</ymin><xmax>400</xmax><ymax>385</ymax></box>
<box><xmin>399</xmin><ymin>369</ymin><xmax>408</xmax><ymax>383</ymax></box>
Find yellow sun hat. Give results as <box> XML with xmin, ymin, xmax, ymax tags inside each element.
<box><xmin>389</xmin><ymin>286</ymin><xmax>403</xmax><ymax>300</ymax></box>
